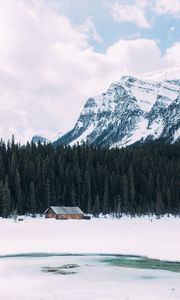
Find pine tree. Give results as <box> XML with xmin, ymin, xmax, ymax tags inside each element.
<box><xmin>0</xmin><ymin>181</ymin><xmax>4</xmax><ymax>216</ymax></box>
<box><xmin>45</xmin><ymin>178</ymin><xmax>51</xmax><ymax>208</ymax></box>
<box><xmin>155</xmin><ymin>190</ymin><xmax>165</xmax><ymax>216</ymax></box>
<box><xmin>102</xmin><ymin>177</ymin><xmax>109</xmax><ymax>216</ymax></box>
<box><xmin>116</xmin><ymin>194</ymin><xmax>122</xmax><ymax>218</ymax></box>
<box><xmin>93</xmin><ymin>195</ymin><xmax>100</xmax><ymax>217</ymax></box>
<box><xmin>0</xmin><ymin>180</ymin><xmax>11</xmax><ymax>218</ymax></box>
<box><xmin>87</xmin><ymin>178</ymin><xmax>92</xmax><ymax>214</ymax></box>
<box><xmin>122</xmin><ymin>175</ymin><xmax>128</xmax><ymax>214</ymax></box>
<box><xmin>129</xmin><ymin>165</ymin><xmax>135</xmax><ymax>215</ymax></box>
<box><xmin>30</xmin><ymin>182</ymin><xmax>36</xmax><ymax>216</ymax></box>
<box><xmin>71</xmin><ymin>184</ymin><xmax>77</xmax><ymax>206</ymax></box>
<box><xmin>15</xmin><ymin>170</ymin><xmax>23</xmax><ymax>214</ymax></box>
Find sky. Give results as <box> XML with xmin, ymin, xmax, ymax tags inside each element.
<box><xmin>0</xmin><ymin>0</ymin><xmax>180</xmax><ymax>142</ymax></box>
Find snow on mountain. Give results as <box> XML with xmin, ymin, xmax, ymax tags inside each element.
<box><xmin>138</xmin><ymin>65</ymin><xmax>180</xmax><ymax>82</ymax></box>
<box><xmin>54</xmin><ymin>67</ymin><xmax>180</xmax><ymax>147</ymax></box>
<box><xmin>32</xmin><ymin>132</ymin><xmax>63</xmax><ymax>145</ymax></box>
<box><xmin>31</xmin><ymin>135</ymin><xmax>50</xmax><ymax>144</ymax></box>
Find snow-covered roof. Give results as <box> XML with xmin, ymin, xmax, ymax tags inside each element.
<box><xmin>44</xmin><ymin>206</ymin><xmax>84</xmax><ymax>215</ymax></box>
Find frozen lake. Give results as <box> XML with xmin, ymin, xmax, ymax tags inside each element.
<box><xmin>1</xmin><ymin>216</ymin><xmax>180</xmax><ymax>299</ymax></box>
<box><xmin>0</xmin><ymin>254</ymin><xmax>180</xmax><ymax>300</ymax></box>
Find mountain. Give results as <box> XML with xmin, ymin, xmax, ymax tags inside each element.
<box><xmin>31</xmin><ymin>135</ymin><xmax>50</xmax><ymax>144</ymax></box>
<box><xmin>32</xmin><ymin>132</ymin><xmax>63</xmax><ymax>145</ymax></box>
<box><xmin>54</xmin><ymin>68</ymin><xmax>180</xmax><ymax>147</ymax></box>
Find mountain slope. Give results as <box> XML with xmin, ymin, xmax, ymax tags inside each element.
<box><xmin>32</xmin><ymin>135</ymin><xmax>50</xmax><ymax>144</ymax></box>
<box><xmin>54</xmin><ymin>70</ymin><xmax>180</xmax><ymax>147</ymax></box>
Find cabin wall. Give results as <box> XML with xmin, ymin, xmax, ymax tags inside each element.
<box><xmin>45</xmin><ymin>208</ymin><xmax>56</xmax><ymax>218</ymax></box>
<box><xmin>56</xmin><ymin>214</ymin><xmax>83</xmax><ymax>220</ymax></box>
<box><xmin>46</xmin><ymin>213</ymin><xmax>56</xmax><ymax>218</ymax></box>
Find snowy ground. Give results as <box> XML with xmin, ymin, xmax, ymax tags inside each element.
<box><xmin>1</xmin><ymin>255</ymin><xmax>180</xmax><ymax>300</ymax></box>
<box><xmin>1</xmin><ymin>216</ymin><xmax>180</xmax><ymax>300</ymax></box>
<box><xmin>0</xmin><ymin>215</ymin><xmax>180</xmax><ymax>260</ymax></box>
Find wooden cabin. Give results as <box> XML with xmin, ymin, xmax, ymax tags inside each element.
<box><xmin>44</xmin><ymin>206</ymin><xmax>84</xmax><ymax>220</ymax></box>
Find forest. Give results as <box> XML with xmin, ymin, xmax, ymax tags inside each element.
<box><xmin>0</xmin><ymin>137</ymin><xmax>179</xmax><ymax>218</ymax></box>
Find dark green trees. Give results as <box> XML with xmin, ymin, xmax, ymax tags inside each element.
<box><xmin>0</xmin><ymin>180</ymin><xmax>11</xmax><ymax>218</ymax></box>
<box><xmin>0</xmin><ymin>139</ymin><xmax>179</xmax><ymax>218</ymax></box>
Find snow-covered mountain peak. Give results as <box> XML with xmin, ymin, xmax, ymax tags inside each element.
<box><xmin>138</xmin><ymin>65</ymin><xmax>180</xmax><ymax>82</ymax></box>
<box><xmin>53</xmin><ymin>69</ymin><xmax>180</xmax><ymax>147</ymax></box>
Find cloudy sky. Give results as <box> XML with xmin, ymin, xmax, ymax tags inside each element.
<box><xmin>0</xmin><ymin>0</ymin><xmax>180</xmax><ymax>142</ymax></box>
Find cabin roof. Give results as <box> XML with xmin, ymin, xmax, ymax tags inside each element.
<box><xmin>44</xmin><ymin>206</ymin><xmax>84</xmax><ymax>215</ymax></box>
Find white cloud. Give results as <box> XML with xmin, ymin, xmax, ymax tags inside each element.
<box><xmin>165</xmin><ymin>42</ymin><xmax>180</xmax><ymax>65</ymax></box>
<box><xmin>0</xmin><ymin>0</ymin><xmax>179</xmax><ymax>143</ymax></box>
<box><xmin>154</xmin><ymin>0</ymin><xmax>180</xmax><ymax>17</ymax></box>
<box><xmin>106</xmin><ymin>39</ymin><xmax>166</xmax><ymax>72</ymax></box>
<box><xmin>0</xmin><ymin>0</ymin><xmax>90</xmax><ymax>141</ymax></box>
<box><xmin>107</xmin><ymin>0</ymin><xmax>151</xmax><ymax>28</ymax></box>
<box><xmin>77</xmin><ymin>16</ymin><xmax>103</xmax><ymax>43</ymax></box>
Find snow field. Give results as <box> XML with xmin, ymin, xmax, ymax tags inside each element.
<box><xmin>0</xmin><ymin>255</ymin><xmax>180</xmax><ymax>300</ymax></box>
<box><xmin>0</xmin><ymin>216</ymin><xmax>180</xmax><ymax>261</ymax></box>
<box><xmin>1</xmin><ymin>216</ymin><xmax>180</xmax><ymax>300</ymax></box>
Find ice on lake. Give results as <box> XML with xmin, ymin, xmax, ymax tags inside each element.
<box><xmin>0</xmin><ymin>254</ymin><xmax>180</xmax><ymax>300</ymax></box>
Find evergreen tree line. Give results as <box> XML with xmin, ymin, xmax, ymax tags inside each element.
<box><xmin>0</xmin><ymin>138</ymin><xmax>179</xmax><ymax>218</ymax></box>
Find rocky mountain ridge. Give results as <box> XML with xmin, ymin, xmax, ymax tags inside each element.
<box><xmin>53</xmin><ymin>73</ymin><xmax>180</xmax><ymax>147</ymax></box>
